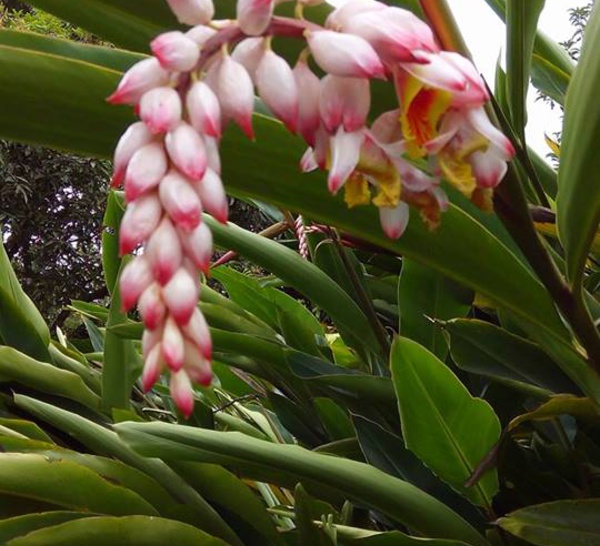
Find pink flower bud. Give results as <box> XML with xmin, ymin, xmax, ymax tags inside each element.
<box><xmin>195</xmin><ymin>168</ymin><xmax>228</xmax><ymax>223</ymax></box>
<box><xmin>470</xmin><ymin>150</ymin><xmax>508</xmax><ymax>188</ymax></box>
<box><xmin>142</xmin><ymin>327</ymin><xmax>163</xmax><ymax>359</ymax></box>
<box><xmin>185</xmin><ymin>25</ymin><xmax>217</xmax><ymax>45</ymax></box>
<box><xmin>466</xmin><ymin>107</ymin><xmax>514</xmax><ymax>159</ymax></box>
<box><xmin>124</xmin><ymin>142</ymin><xmax>168</xmax><ymax>202</ymax></box>
<box><xmin>162</xmin><ymin>268</ymin><xmax>199</xmax><ymax>325</ymax></box>
<box><xmin>343</xmin><ymin>8</ymin><xmax>438</xmax><ymax>64</ymax></box>
<box><xmin>203</xmin><ymin>136</ymin><xmax>222</xmax><ymax>174</ymax></box>
<box><xmin>320</xmin><ymin>75</ymin><xmax>370</xmax><ymax>134</ymax></box>
<box><xmin>231</xmin><ymin>38</ymin><xmax>265</xmax><ymax>80</ymax></box>
<box><xmin>326</xmin><ymin>0</ymin><xmax>385</xmax><ymax>30</ymax></box>
<box><xmin>217</xmin><ymin>55</ymin><xmax>255</xmax><ymax>139</ymax></box>
<box><xmin>378</xmin><ymin>202</ymin><xmax>410</xmax><ymax>239</ymax></box>
<box><xmin>159</xmin><ymin>171</ymin><xmax>203</xmax><ymax>230</ymax></box>
<box><xmin>179</xmin><ymin>222</ymin><xmax>213</xmax><ymax>273</ymax></box>
<box><xmin>306</xmin><ymin>30</ymin><xmax>385</xmax><ymax>79</ymax></box>
<box><xmin>139</xmin><ymin>87</ymin><xmax>182</xmax><ymax>135</ymax></box>
<box><xmin>119</xmin><ymin>256</ymin><xmax>154</xmax><ymax>311</ymax></box>
<box><xmin>162</xmin><ymin>316</ymin><xmax>186</xmax><ymax>371</ymax></box>
<box><xmin>399</xmin><ymin>52</ymin><xmax>467</xmax><ymax>94</ymax></box>
<box><xmin>141</xmin><ymin>343</ymin><xmax>164</xmax><ymax>391</ymax></box>
<box><xmin>300</xmin><ymin>147</ymin><xmax>319</xmax><ymax>173</ymax></box>
<box><xmin>165</xmin><ymin>0</ymin><xmax>214</xmax><ymax>25</ymax></box>
<box><xmin>151</xmin><ymin>31</ymin><xmax>200</xmax><ymax>72</ymax></box>
<box><xmin>186</xmin><ymin>81</ymin><xmax>222</xmax><ymax>138</ymax></box>
<box><xmin>111</xmin><ymin>122</ymin><xmax>154</xmax><ymax>188</ymax></box>
<box><xmin>182</xmin><ymin>308</ymin><xmax>212</xmax><ymax>360</ymax></box>
<box><xmin>237</xmin><ymin>0</ymin><xmax>275</xmax><ymax>36</ymax></box>
<box><xmin>294</xmin><ymin>60</ymin><xmax>321</xmax><ymax>146</ymax></box>
<box><xmin>119</xmin><ymin>191</ymin><xmax>163</xmax><ymax>255</ymax></box>
<box><xmin>146</xmin><ymin>218</ymin><xmax>183</xmax><ymax>284</ymax></box>
<box><xmin>165</xmin><ymin>123</ymin><xmax>207</xmax><ymax>181</ymax></box>
<box><xmin>256</xmin><ymin>50</ymin><xmax>298</xmax><ymax>132</ymax></box>
<box><xmin>328</xmin><ymin>128</ymin><xmax>365</xmax><ymax>193</ymax></box>
<box><xmin>107</xmin><ymin>58</ymin><xmax>169</xmax><ymax>105</ymax></box>
<box><xmin>138</xmin><ymin>283</ymin><xmax>167</xmax><ymax>330</ymax></box>
<box><xmin>170</xmin><ymin>370</ymin><xmax>195</xmax><ymax>418</ymax></box>
<box><xmin>183</xmin><ymin>339</ymin><xmax>212</xmax><ymax>385</ymax></box>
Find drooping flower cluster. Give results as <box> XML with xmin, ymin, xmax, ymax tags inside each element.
<box><xmin>108</xmin><ymin>0</ymin><xmax>514</xmax><ymax>416</ymax></box>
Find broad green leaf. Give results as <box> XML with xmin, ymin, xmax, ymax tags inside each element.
<box><xmin>294</xmin><ymin>484</ymin><xmax>337</xmax><ymax>546</ymax></box>
<box><xmin>169</xmin><ymin>462</ymin><xmax>283</xmax><ymax>546</ymax></box>
<box><xmin>47</xmin><ymin>344</ymin><xmax>102</xmax><ymax>394</ymax></box>
<box><xmin>0</xmin><ymin>29</ymin><xmax>143</xmax><ymax>71</ymax></box>
<box><xmin>0</xmin><ymin>512</ymin><xmax>90</xmax><ymax>544</ymax></box>
<box><xmin>557</xmin><ymin>4</ymin><xmax>600</xmax><ymax>287</ymax></box>
<box><xmin>398</xmin><ymin>260</ymin><xmax>472</xmax><ymax>361</ymax></box>
<box><xmin>507</xmin><ymin>395</ymin><xmax>599</xmax><ymax>433</ymax></box>
<box><xmin>332</xmin><ymin>525</ymin><xmax>470</xmax><ymax>546</ymax></box>
<box><xmin>0</xmin><ymin>419</ymin><xmax>53</xmax><ymax>443</ymax></box>
<box><xmin>445</xmin><ymin>319</ymin><xmax>578</xmax><ymax>394</ymax></box>
<box><xmin>498</xmin><ymin>499</ymin><xmax>600</xmax><ymax>546</ymax></box>
<box><xmin>0</xmin><ymin>347</ymin><xmax>100</xmax><ymax>409</ymax></box>
<box><xmin>13</xmin><ymin>395</ymin><xmax>244</xmax><ymax>546</ymax></box>
<box><xmin>115</xmin><ymin>421</ymin><xmax>489</xmax><ymax>546</ymax></box>
<box><xmin>0</xmin><ymin>242</ymin><xmax>49</xmax><ymax>355</ymax></box>
<box><xmin>531</xmin><ymin>54</ymin><xmax>570</xmax><ymax>107</ymax></box>
<box><xmin>505</xmin><ymin>0</ymin><xmax>545</xmax><ymax>138</ymax></box>
<box><xmin>82</xmin><ymin>317</ymin><xmax>104</xmax><ymax>353</ymax></box>
<box><xmin>313</xmin><ymin>398</ymin><xmax>355</xmax><ymax>441</ymax></box>
<box><xmin>0</xmin><ymin>47</ymin><xmax>568</xmax><ymax>355</ymax></box>
<box><xmin>6</xmin><ymin>516</ymin><xmax>230</xmax><ymax>546</ymax></box>
<box><xmin>0</xmin><ymin>453</ymin><xmax>157</xmax><ymax>515</ymax></box>
<box><xmin>391</xmin><ymin>337</ymin><xmax>501</xmax><ymax>507</ymax></box>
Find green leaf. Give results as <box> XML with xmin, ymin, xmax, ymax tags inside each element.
<box><xmin>0</xmin><ymin>29</ymin><xmax>144</xmax><ymax>71</ymax></box>
<box><xmin>0</xmin><ymin>512</ymin><xmax>90</xmax><ymax>544</ymax></box>
<box><xmin>0</xmin><ymin>347</ymin><xmax>100</xmax><ymax>409</ymax></box>
<box><xmin>391</xmin><ymin>337</ymin><xmax>501</xmax><ymax>507</ymax></box>
<box><xmin>6</xmin><ymin>515</ymin><xmax>230</xmax><ymax>546</ymax></box>
<box><xmin>497</xmin><ymin>499</ymin><xmax>600</xmax><ymax>546</ymax></box>
<box><xmin>445</xmin><ymin>319</ymin><xmax>578</xmax><ymax>394</ymax></box>
<box><xmin>557</xmin><ymin>4</ymin><xmax>600</xmax><ymax>287</ymax></box>
<box><xmin>0</xmin><ymin>242</ymin><xmax>49</xmax><ymax>357</ymax></box>
<box><xmin>531</xmin><ymin>53</ymin><xmax>570</xmax><ymax>107</ymax></box>
<box><xmin>115</xmin><ymin>422</ymin><xmax>489</xmax><ymax>546</ymax></box>
<box><xmin>0</xmin><ymin>419</ymin><xmax>53</xmax><ymax>443</ymax></box>
<box><xmin>313</xmin><ymin>398</ymin><xmax>354</xmax><ymax>441</ymax></box>
<box><xmin>0</xmin><ymin>453</ymin><xmax>157</xmax><ymax>515</ymax></box>
<box><xmin>294</xmin><ymin>483</ymin><xmax>336</xmax><ymax>546</ymax></box>
<box><xmin>505</xmin><ymin>0</ymin><xmax>545</xmax><ymax>138</ymax></box>
<box><xmin>102</xmin><ymin>191</ymin><xmax>126</xmax><ymax>295</ymax></box>
<box><xmin>398</xmin><ymin>260</ymin><xmax>472</xmax><ymax>361</ymax></box>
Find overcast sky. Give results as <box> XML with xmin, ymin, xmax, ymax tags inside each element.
<box><xmin>447</xmin><ymin>0</ymin><xmax>583</xmax><ymax>156</ymax></box>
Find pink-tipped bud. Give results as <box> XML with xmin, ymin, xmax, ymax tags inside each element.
<box><xmin>182</xmin><ymin>308</ymin><xmax>212</xmax><ymax>360</ymax></box>
<box><xmin>165</xmin><ymin>123</ymin><xmax>207</xmax><ymax>181</ymax></box>
<box><xmin>320</xmin><ymin>75</ymin><xmax>370</xmax><ymax>134</ymax></box>
<box><xmin>139</xmin><ymin>87</ymin><xmax>182</xmax><ymax>135</ymax></box>
<box><xmin>231</xmin><ymin>38</ymin><xmax>265</xmax><ymax>80</ymax></box>
<box><xmin>195</xmin><ymin>168</ymin><xmax>228</xmax><ymax>223</ymax></box>
<box><xmin>306</xmin><ymin>30</ymin><xmax>385</xmax><ymax>79</ymax></box>
<box><xmin>141</xmin><ymin>343</ymin><xmax>164</xmax><ymax>391</ymax></box>
<box><xmin>183</xmin><ymin>339</ymin><xmax>212</xmax><ymax>385</ymax></box>
<box><xmin>326</xmin><ymin>0</ymin><xmax>386</xmax><ymax>30</ymax></box>
<box><xmin>146</xmin><ymin>218</ymin><xmax>183</xmax><ymax>284</ymax></box>
<box><xmin>379</xmin><ymin>202</ymin><xmax>410</xmax><ymax>239</ymax></box>
<box><xmin>170</xmin><ymin>370</ymin><xmax>195</xmax><ymax>418</ymax></box>
<box><xmin>328</xmin><ymin>128</ymin><xmax>365</xmax><ymax>193</ymax></box>
<box><xmin>112</xmin><ymin>122</ymin><xmax>154</xmax><ymax>188</ymax></box>
<box><xmin>142</xmin><ymin>327</ymin><xmax>163</xmax><ymax>360</ymax></box>
<box><xmin>162</xmin><ymin>316</ymin><xmax>186</xmax><ymax>371</ymax></box>
<box><xmin>119</xmin><ymin>256</ymin><xmax>154</xmax><ymax>311</ymax></box>
<box><xmin>294</xmin><ymin>60</ymin><xmax>321</xmax><ymax>146</ymax></box>
<box><xmin>256</xmin><ymin>50</ymin><xmax>298</xmax><ymax>133</ymax></box>
<box><xmin>162</xmin><ymin>268</ymin><xmax>199</xmax><ymax>325</ymax></box>
<box><xmin>124</xmin><ymin>143</ymin><xmax>168</xmax><ymax>202</ymax></box>
<box><xmin>217</xmin><ymin>55</ymin><xmax>255</xmax><ymax>139</ymax></box>
<box><xmin>203</xmin><ymin>136</ymin><xmax>222</xmax><ymax>175</ymax></box>
<box><xmin>151</xmin><ymin>31</ymin><xmax>200</xmax><ymax>72</ymax></box>
<box><xmin>187</xmin><ymin>81</ymin><xmax>222</xmax><ymax>138</ymax></box>
<box><xmin>107</xmin><ymin>58</ymin><xmax>170</xmax><ymax>105</ymax></box>
<box><xmin>300</xmin><ymin>147</ymin><xmax>319</xmax><ymax>173</ymax></box>
<box><xmin>237</xmin><ymin>0</ymin><xmax>274</xmax><ymax>36</ymax></box>
<box><xmin>119</xmin><ymin>192</ymin><xmax>163</xmax><ymax>255</ymax></box>
<box><xmin>185</xmin><ymin>25</ymin><xmax>217</xmax><ymax>46</ymax></box>
<box><xmin>179</xmin><ymin>222</ymin><xmax>213</xmax><ymax>273</ymax></box>
<box><xmin>138</xmin><ymin>283</ymin><xmax>167</xmax><ymax>330</ymax></box>
<box><xmin>159</xmin><ymin>171</ymin><xmax>203</xmax><ymax>230</ymax></box>
<box><xmin>165</xmin><ymin>0</ymin><xmax>214</xmax><ymax>25</ymax></box>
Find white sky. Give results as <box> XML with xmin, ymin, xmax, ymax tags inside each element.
<box><xmin>448</xmin><ymin>0</ymin><xmax>583</xmax><ymax>156</ymax></box>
